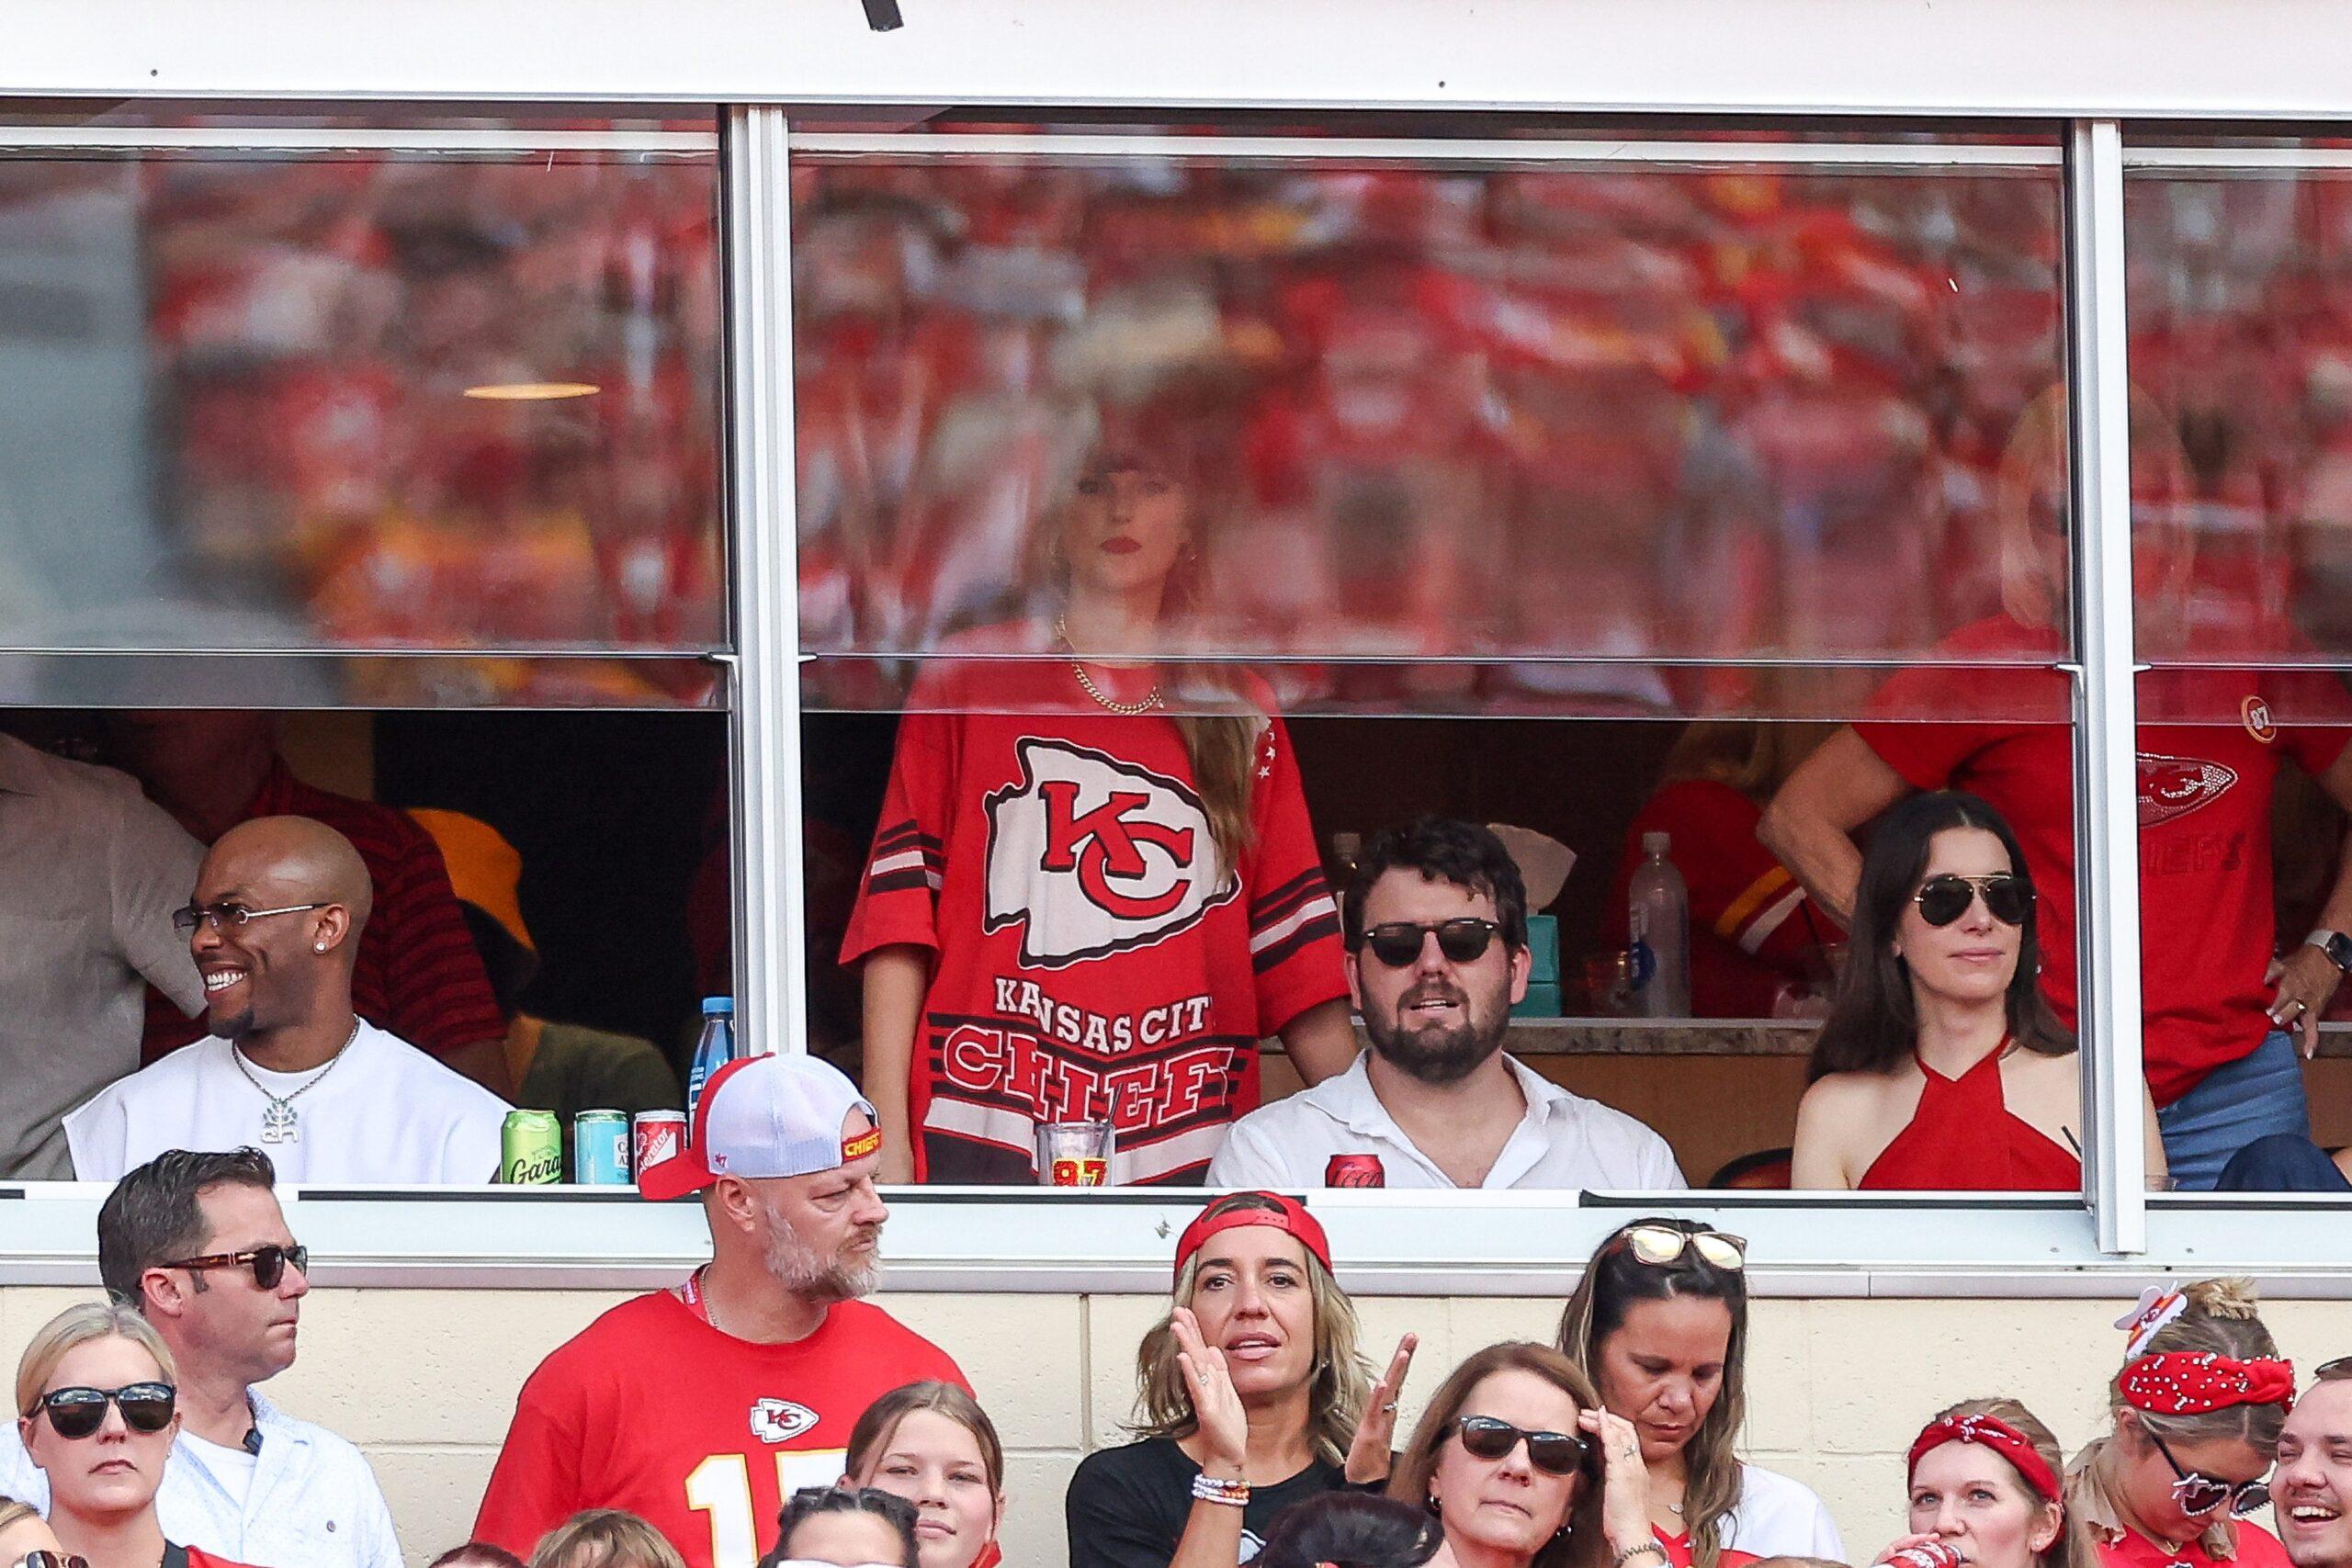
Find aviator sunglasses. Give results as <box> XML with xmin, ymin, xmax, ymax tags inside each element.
<box><xmin>38</xmin><ymin>1382</ymin><xmax>176</xmax><ymax>1439</ymax></box>
<box><xmin>161</xmin><ymin>1243</ymin><xmax>309</xmax><ymax>1291</ymax></box>
<box><xmin>1362</xmin><ymin>919</ymin><xmax>1506</xmax><ymax>968</ymax></box>
<box><xmin>2148</xmin><ymin>1427</ymin><xmax>2269</xmax><ymax>1518</ymax></box>
<box><xmin>1912</xmin><ymin>874</ymin><xmax>2033</xmax><ymax>929</ymax></box>
<box><xmin>1454</xmin><ymin>1415</ymin><xmax>1589</xmax><ymax>1475</ymax></box>
<box><xmin>1622</xmin><ymin>1224</ymin><xmax>1747</xmax><ymax>1273</ymax></box>
<box><xmin>16</xmin><ymin>1555</ymin><xmax>93</xmax><ymax>1568</ymax></box>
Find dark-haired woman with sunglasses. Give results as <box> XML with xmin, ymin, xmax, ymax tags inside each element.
<box><xmin>1389</xmin><ymin>1343</ymin><xmax>1655</xmax><ymax>1568</ymax></box>
<box><xmin>2064</xmin><ymin>1279</ymin><xmax>2290</xmax><ymax>1568</ymax></box>
<box><xmin>1790</xmin><ymin>791</ymin><xmax>2166</xmax><ymax>1190</ymax></box>
<box><xmin>1558</xmin><ymin>1221</ymin><xmax>1839</xmax><ymax>1568</ymax></box>
<box><xmin>13</xmin><ymin>1304</ymin><xmax>255</xmax><ymax>1568</ymax></box>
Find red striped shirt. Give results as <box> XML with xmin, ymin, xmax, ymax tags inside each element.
<box><xmin>143</xmin><ymin>759</ymin><xmax>506</xmax><ymax>1064</ymax></box>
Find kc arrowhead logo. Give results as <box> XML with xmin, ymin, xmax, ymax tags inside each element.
<box><xmin>2137</xmin><ymin>752</ymin><xmax>2238</xmax><ymax>828</ymax></box>
<box><xmin>984</xmin><ymin>738</ymin><xmax>1238</xmax><ymax>968</ymax></box>
<box><xmin>749</xmin><ymin>1398</ymin><xmax>819</xmax><ymax>1444</ymax></box>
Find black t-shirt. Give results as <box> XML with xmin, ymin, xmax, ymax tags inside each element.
<box><xmin>1066</xmin><ymin>1436</ymin><xmax>1344</xmax><ymax>1568</ymax></box>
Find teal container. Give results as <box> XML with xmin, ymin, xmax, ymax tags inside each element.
<box><xmin>1524</xmin><ymin>914</ymin><xmax>1560</xmax><ymax>985</ymax></box>
<box><xmin>1512</xmin><ymin>981</ymin><xmax>1565</xmax><ymax>1019</ymax></box>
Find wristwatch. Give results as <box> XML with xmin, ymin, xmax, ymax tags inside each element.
<box><xmin>2307</xmin><ymin>930</ymin><xmax>2352</xmax><ymax>975</ymax></box>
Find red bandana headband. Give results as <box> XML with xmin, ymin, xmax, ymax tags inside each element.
<box><xmin>2119</xmin><ymin>1352</ymin><xmax>2297</xmax><ymax>1416</ymax></box>
<box><xmin>1173</xmin><ymin>1193</ymin><xmax>1334</xmax><ymax>1283</ymax></box>
<box><xmin>1907</xmin><ymin>1414</ymin><xmax>2063</xmax><ymax>1504</ymax></box>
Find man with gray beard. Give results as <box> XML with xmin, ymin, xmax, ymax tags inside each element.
<box><xmin>1209</xmin><ymin>817</ymin><xmax>1685</xmax><ymax>1190</ymax></box>
<box><xmin>473</xmin><ymin>1054</ymin><xmax>967</xmax><ymax>1568</ymax></box>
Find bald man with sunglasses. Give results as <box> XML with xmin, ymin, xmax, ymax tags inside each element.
<box><xmin>0</xmin><ymin>1147</ymin><xmax>401</xmax><ymax>1568</ymax></box>
<box><xmin>1209</xmin><ymin>817</ymin><xmax>1684</xmax><ymax>1190</ymax></box>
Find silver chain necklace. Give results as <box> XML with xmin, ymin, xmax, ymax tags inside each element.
<box><xmin>232</xmin><ymin>1019</ymin><xmax>361</xmax><ymax>1145</ymax></box>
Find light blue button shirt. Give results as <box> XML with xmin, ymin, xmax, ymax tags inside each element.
<box><xmin>0</xmin><ymin>1389</ymin><xmax>401</xmax><ymax>1568</ymax></box>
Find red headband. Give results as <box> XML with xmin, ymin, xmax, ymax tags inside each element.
<box><xmin>2119</xmin><ymin>1353</ymin><xmax>2297</xmax><ymax>1416</ymax></box>
<box><xmin>1174</xmin><ymin>1193</ymin><xmax>1334</xmax><ymax>1283</ymax></box>
<box><xmin>1907</xmin><ymin>1414</ymin><xmax>2062</xmax><ymax>1505</ymax></box>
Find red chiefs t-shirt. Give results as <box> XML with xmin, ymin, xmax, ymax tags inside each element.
<box><xmin>473</xmin><ymin>1291</ymin><xmax>967</xmax><ymax>1568</ymax></box>
<box><xmin>1654</xmin><ymin>1528</ymin><xmax>1760</xmax><ymax>1568</ymax></box>
<box><xmin>1855</xmin><ymin>616</ymin><xmax>2351</xmax><ymax>1105</ymax></box>
<box><xmin>2094</xmin><ymin>1519</ymin><xmax>2290</xmax><ymax>1568</ymax></box>
<box><xmin>840</xmin><ymin>626</ymin><xmax>1349</xmax><ymax>1184</ymax></box>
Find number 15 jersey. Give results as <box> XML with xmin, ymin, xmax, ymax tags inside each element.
<box><xmin>473</xmin><ymin>1290</ymin><xmax>967</xmax><ymax>1568</ymax></box>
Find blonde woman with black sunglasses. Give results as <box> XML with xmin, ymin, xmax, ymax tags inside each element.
<box><xmin>1557</xmin><ymin>1220</ymin><xmax>1842</xmax><ymax>1568</ymax></box>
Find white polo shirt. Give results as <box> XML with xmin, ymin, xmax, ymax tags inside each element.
<box><xmin>1205</xmin><ymin>1051</ymin><xmax>1686</xmax><ymax>1190</ymax></box>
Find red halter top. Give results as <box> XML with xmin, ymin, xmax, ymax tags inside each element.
<box><xmin>1858</xmin><ymin>1042</ymin><xmax>2082</xmax><ymax>1191</ymax></box>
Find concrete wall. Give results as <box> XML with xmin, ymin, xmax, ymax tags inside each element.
<box><xmin>7</xmin><ymin>1283</ymin><xmax>2352</xmax><ymax>1568</ymax></box>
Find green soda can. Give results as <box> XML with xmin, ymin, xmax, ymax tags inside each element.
<box><xmin>501</xmin><ymin>1110</ymin><xmax>563</xmax><ymax>1185</ymax></box>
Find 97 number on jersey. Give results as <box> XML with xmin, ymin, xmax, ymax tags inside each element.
<box><xmin>686</xmin><ymin>1450</ymin><xmax>849</xmax><ymax>1568</ymax></box>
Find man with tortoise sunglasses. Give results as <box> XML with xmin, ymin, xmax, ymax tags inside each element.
<box><xmin>0</xmin><ymin>1147</ymin><xmax>400</xmax><ymax>1568</ymax></box>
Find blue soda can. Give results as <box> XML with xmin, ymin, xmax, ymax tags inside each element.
<box><xmin>572</xmin><ymin>1110</ymin><xmax>632</xmax><ymax>1185</ymax></box>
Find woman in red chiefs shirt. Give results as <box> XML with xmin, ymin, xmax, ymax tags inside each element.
<box><xmin>1065</xmin><ymin>1192</ymin><xmax>1416</xmax><ymax>1568</ymax></box>
<box><xmin>845</xmin><ymin>430</ymin><xmax>1358</xmax><ymax>1185</ymax></box>
<box><xmin>2064</xmin><ymin>1279</ymin><xmax>2293</xmax><ymax>1568</ymax></box>
<box><xmin>15</xmin><ymin>1304</ymin><xmax>258</xmax><ymax>1568</ymax></box>
<box><xmin>1874</xmin><ymin>1401</ymin><xmax>2073</xmax><ymax>1568</ymax></box>
<box><xmin>1790</xmin><ymin>790</ymin><xmax>2167</xmax><ymax>1190</ymax></box>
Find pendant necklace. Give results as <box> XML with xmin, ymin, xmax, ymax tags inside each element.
<box><xmin>232</xmin><ymin>1019</ymin><xmax>361</xmax><ymax>1145</ymax></box>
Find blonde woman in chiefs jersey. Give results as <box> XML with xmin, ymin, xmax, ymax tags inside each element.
<box><xmin>845</xmin><ymin>420</ymin><xmax>1360</xmax><ymax>1186</ymax></box>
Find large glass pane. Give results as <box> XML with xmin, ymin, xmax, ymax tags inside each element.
<box><xmin>0</xmin><ymin>141</ymin><xmax>722</xmax><ymax>657</ymax></box>
<box><xmin>2123</xmin><ymin>155</ymin><xmax>2352</xmax><ymax>1192</ymax></box>
<box><xmin>796</xmin><ymin>135</ymin><xmax>2087</xmax><ymax>1196</ymax></box>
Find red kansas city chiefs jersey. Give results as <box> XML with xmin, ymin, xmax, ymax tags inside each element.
<box><xmin>1855</xmin><ymin>615</ymin><xmax>2352</xmax><ymax>1105</ymax></box>
<box><xmin>473</xmin><ymin>1292</ymin><xmax>967</xmax><ymax>1568</ymax></box>
<box><xmin>841</xmin><ymin>627</ymin><xmax>1348</xmax><ymax>1184</ymax></box>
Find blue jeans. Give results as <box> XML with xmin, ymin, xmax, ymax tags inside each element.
<box><xmin>2157</xmin><ymin>1031</ymin><xmax>2312</xmax><ymax>1191</ymax></box>
<box><xmin>2215</xmin><ymin>1133</ymin><xmax>2352</xmax><ymax>1192</ymax></box>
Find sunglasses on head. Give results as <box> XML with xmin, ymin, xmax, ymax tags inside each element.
<box><xmin>16</xmin><ymin>1554</ymin><xmax>93</xmax><ymax>1568</ymax></box>
<box><xmin>1454</xmin><ymin>1415</ymin><xmax>1589</xmax><ymax>1476</ymax></box>
<box><xmin>2149</xmin><ymin>1427</ymin><xmax>2269</xmax><ymax>1518</ymax></box>
<box><xmin>163</xmin><ymin>1243</ymin><xmax>309</xmax><ymax>1291</ymax></box>
<box><xmin>1361</xmin><ymin>919</ymin><xmax>1505</xmax><ymax>968</ymax></box>
<box><xmin>1622</xmin><ymin>1224</ymin><xmax>1747</xmax><ymax>1273</ymax></box>
<box><xmin>39</xmin><ymin>1382</ymin><xmax>175</xmax><ymax>1439</ymax></box>
<box><xmin>1913</xmin><ymin>874</ymin><xmax>2033</xmax><ymax>929</ymax></box>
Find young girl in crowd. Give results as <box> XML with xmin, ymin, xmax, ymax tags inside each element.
<box><xmin>843</xmin><ymin>431</ymin><xmax>1356</xmax><ymax>1185</ymax></box>
<box><xmin>528</xmin><ymin>1512</ymin><xmax>687</xmax><ymax>1568</ymax></box>
<box><xmin>13</xmin><ymin>1303</ymin><xmax>255</xmax><ymax>1568</ymax></box>
<box><xmin>1387</xmin><ymin>1342</ymin><xmax>1656</xmax><ymax>1568</ymax></box>
<box><xmin>762</xmin><ymin>1488</ymin><xmax>921</xmax><ymax>1568</ymax></box>
<box><xmin>0</xmin><ymin>1495</ymin><xmax>70</xmax><ymax>1566</ymax></box>
<box><xmin>1557</xmin><ymin>1219</ymin><xmax>1842</xmax><ymax>1567</ymax></box>
<box><xmin>1877</xmin><ymin>1399</ymin><xmax>2075</xmax><ymax>1568</ymax></box>
<box><xmin>1791</xmin><ymin>790</ymin><xmax>2166</xmax><ymax>1190</ymax></box>
<box><xmin>845</xmin><ymin>1383</ymin><xmax>1006</xmax><ymax>1568</ymax></box>
<box><xmin>1065</xmin><ymin>1191</ymin><xmax>1414</xmax><ymax>1568</ymax></box>
<box><xmin>2064</xmin><ymin>1279</ymin><xmax>2292</xmax><ymax>1568</ymax></box>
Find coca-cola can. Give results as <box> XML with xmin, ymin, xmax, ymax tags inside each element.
<box><xmin>1325</xmin><ymin>1154</ymin><xmax>1387</xmax><ymax>1189</ymax></box>
<box><xmin>633</xmin><ymin>1110</ymin><xmax>688</xmax><ymax>1186</ymax></box>
<box><xmin>1888</xmin><ymin>1544</ymin><xmax>1965</xmax><ymax>1568</ymax></box>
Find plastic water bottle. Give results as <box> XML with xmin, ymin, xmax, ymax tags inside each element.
<box><xmin>1626</xmin><ymin>832</ymin><xmax>1690</xmax><ymax>1017</ymax></box>
<box><xmin>685</xmin><ymin>997</ymin><xmax>739</xmax><ymax>1126</ymax></box>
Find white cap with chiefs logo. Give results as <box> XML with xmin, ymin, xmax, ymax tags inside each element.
<box><xmin>638</xmin><ymin>1054</ymin><xmax>880</xmax><ymax>1201</ymax></box>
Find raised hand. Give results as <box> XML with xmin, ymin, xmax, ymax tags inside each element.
<box><xmin>1172</xmin><ymin>1306</ymin><xmax>1248</xmax><ymax>1474</ymax></box>
<box><xmin>1343</xmin><ymin>1332</ymin><xmax>1419</xmax><ymax>1484</ymax></box>
<box><xmin>1578</xmin><ymin>1406</ymin><xmax>1656</xmax><ymax>1554</ymax></box>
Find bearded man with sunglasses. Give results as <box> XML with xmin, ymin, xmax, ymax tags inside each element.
<box><xmin>1209</xmin><ymin>818</ymin><xmax>1683</xmax><ymax>1190</ymax></box>
<box><xmin>0</xmin><ymin>1148</ymin><xmax>401</xmax><ymax>1568</ymax></box>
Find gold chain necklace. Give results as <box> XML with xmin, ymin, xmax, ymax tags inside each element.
<box><xmin>1055</xmin><ymin>617</ymin><xmax>1164</xmax><ymax>716</ymax></box>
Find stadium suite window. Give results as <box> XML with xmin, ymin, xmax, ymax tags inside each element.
<box><xmin>789</xmin><ymin>130</ymin><xmax>2113</xmax><ymax>1194</ymax></box>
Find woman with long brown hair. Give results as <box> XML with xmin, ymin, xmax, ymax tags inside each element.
<box><xmin>1387</xmin><ymin>1343</ymin><xmax>1653</xmax><ymax>1568</ymax></box>
<box><xmin>1557</xmin><ymin>1220</ymin><xmax>1839</xmax><ymax>1568</ymax></box>
<box><xmin>1066</xmin><ymin>1191</ymin><xmax>1415</xmax><ymax>1568</ymax></box>
<box><xmin>1790</xmin><ymin>790</ymin><xmax>2165</xmax><ymax>1190</ymax></box>
<box><xmin>844</xmin><ymin>424</ymin><xmax>1358</xmax><ymax>1184</ymax></box>
<box><xmin>844</xmin><ymin>1383</ymin><xmax>1005</xmax><ymax>1568</ymax></box>
<box><xmin>1876</xmin><ymin>1398</ymin><xmax>2076</xmax><ymax>1568</ymax></box>
<box><xmin>2064</xmin><ymin>1280</ymin><xmax>2292</xmax><ymax>1568</ymax></box>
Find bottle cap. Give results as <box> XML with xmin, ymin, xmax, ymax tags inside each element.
<box><xmin>702</xmin><ymin>996</ymin><xmax>735</xmax><ymax>1016</ymax></box>
<box><xmin>1643</xmin><ymin>831</ymin><xmax>1671</xmax><ymax>856</ymax></box>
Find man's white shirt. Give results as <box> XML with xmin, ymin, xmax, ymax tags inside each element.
<box><xmin>1206</xmin><ymin>1051</ymin><xmax>1687</xmax><ymax>1190</ymax></box>
<box><xmin>0</xmin><ymin>1388</ymin><xmax>401</xmax><ymax>1568</ymax></box>
<box><xmin>63</xmin><ymin>1021</ymin><xmax>508</xmax><ymax>1184</ymax></box>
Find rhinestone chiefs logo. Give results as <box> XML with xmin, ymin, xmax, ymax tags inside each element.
<box><xmin>2137</xmin><ymin>753</ymin><xmax>2239</xmax><ymax>828</ymax></box>
<box><xmin>985</xmin><ymin>738</ymin><xmax>1238</xmax><ymax>968</ymax></box>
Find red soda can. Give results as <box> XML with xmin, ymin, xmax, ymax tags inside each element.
<box><xmin>633</xmin><ymin>1110</ymin><xmax>688</xmax><ymax>1185</ymax></box>
<box><xmin>1888</xmin><ymin>1545</ymin><xmax>1965</xmax><ymax>1568</ymax></box>
<box><xmin>1325</xmin><ymin>1154</ymin><xmax>1386</xmax><ymax>1189</ymax></box>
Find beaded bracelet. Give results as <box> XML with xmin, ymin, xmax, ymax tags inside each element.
<box><xmin>1191</xmin><ymin>1473</ymin><xmax>1251</xmax><ymax>1507</ymax></box>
